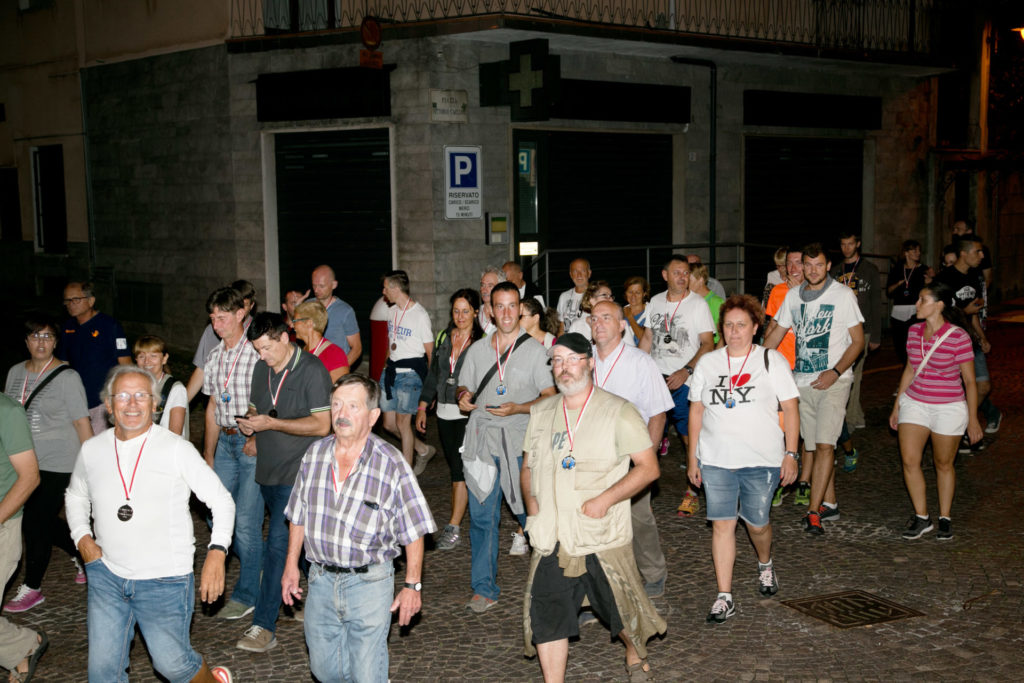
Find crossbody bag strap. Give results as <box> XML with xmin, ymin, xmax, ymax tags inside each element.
<box><xmin>469</xmin><ymin>333</ymin><xmax>532</xmax><ymax>405</ymax></box>
<box><xmin>914</xmin><ymin>327</ymin><xmax>956</xmax><ymax>378</ymax></box>
<box><xmin>23</xmin><ymin>364</ymin><xmax>71</xmax><ymax>411</ymax></box>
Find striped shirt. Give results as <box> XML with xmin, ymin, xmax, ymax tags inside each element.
<box><xmin>905</xmin><ymin>322</ymin><xmax>973</xmax><ymax>404</ymax></box>
<box><xmin>285</xmin><ymin>432</ymin><xmax>436</xmax><ymax>568</ymax></box>
<box><xmin>202</xmin><ymin>334</ymin><xmax>260</xmax><ymax>428</ymax></box>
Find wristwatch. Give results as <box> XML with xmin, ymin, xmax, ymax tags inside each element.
<box><xmin>684</xmin><ymin>365</ymin><xmax>695</xmax><ymax>375</ymax></box>
<box><xmin>784</xmin><ymin>451</ymin><xmax>801</xmax><ymax>464</ymax></box>
<box><xmin>404</xmin><ymin>581</ymin><xmax>422</xmax><ymax>592</ymax></box>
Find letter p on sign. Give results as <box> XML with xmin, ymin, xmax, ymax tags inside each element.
<box><xmin>449</xmin><ymin>152</ymin><xmax>478</xmax><ymax>188</ymax></box>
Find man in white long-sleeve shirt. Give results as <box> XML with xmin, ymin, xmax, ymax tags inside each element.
<box><xmin>66</xmin><ymin>365</ymin><xmax>236</xmax><ymax>683</ymax></box>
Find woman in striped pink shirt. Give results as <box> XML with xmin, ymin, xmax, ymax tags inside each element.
<box><xmin>889</xmin><ymin>282</ymin><xmax>983</xmax><ymax>541</ymax></box>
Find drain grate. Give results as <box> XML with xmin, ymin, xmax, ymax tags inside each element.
<box><xmin>781</xmin><ymin>590</ymin><xmax>923</xmax><ymax>628</ymax></box>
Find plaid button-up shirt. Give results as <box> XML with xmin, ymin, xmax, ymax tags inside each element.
<box><xmin>202</xmin><ymin>334</ymin><xmax>259</xmax><ymax>428</ymax></box>
<box><xmin>285</xmin><ymin>432</ymin><xmax>436</xmax><ymax>568</ymax></box>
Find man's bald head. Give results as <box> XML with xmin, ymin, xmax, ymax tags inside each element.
<box><xmin>311</xmin><ymin>265</ymin><xmax>337</xmax><ymax>304</ymax></box>
<box><xmin>502</xmin><ymin>261</ymin><xmax>524</xmax><ymax>287</ymax></box>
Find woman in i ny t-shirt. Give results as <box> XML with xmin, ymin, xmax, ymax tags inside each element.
<box><xmin>889</xmin><ymin>282</ymin><xmax>983</xmax><ymax>542</ymax></box>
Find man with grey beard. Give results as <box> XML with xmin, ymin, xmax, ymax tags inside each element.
<box><xmin>520</xmin><ymin>333</ymin><xmax>665</xmax><ymax>681</ymax></box>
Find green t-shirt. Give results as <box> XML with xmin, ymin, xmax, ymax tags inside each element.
<box><xmin>705</xmin><ymin>291</ymin><xmax>724</xmax><ymax>343</ymax></box>
<box><xmin>0</xmin><ymin>394</ymin><xmax>35</xmax><ymax>519</ymax></box>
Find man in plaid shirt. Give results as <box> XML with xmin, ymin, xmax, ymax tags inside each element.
<box><xmin>202</xmin><ymin>286</ymin><xmax>264</xmax><ymax>621</ymax></box>
<box><xmin>283</xmin><ymin>374</ymin><xmax>435</xmax><ymax>683</ymax></box>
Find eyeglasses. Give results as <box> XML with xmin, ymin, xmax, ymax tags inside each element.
<box><xmin>63</xmin><ymin>296</ymin><xmax>89</xmax><ymax>304</ymax></box>
<box><xmin>591</xmin><ymin>292</ymin><xmax>613</xmax><ymax>301</ymax></box>
<box><xmin>292</xmin><ymin>317</ymin><xmax>310</xmax><ymax>323</ymax></box>
<box><xmin>112</xmin><ymin>391</ymin><xmax>152</xmax><ymax>404</ymax></box>
<box><xmin>550</xmin><ymin>354</ymin><xmax>588</xmax><ymax>367</ymax></box>
<box><xmin>29</xmin><ymin>333</ymin><xmax>55</xmax><ymax>341</ymax></box>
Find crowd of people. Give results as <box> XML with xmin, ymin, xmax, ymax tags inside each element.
<box><xmin>0</xmin><ymin>223</ymin><xmax>1003</xmax><ymax>682</ymax></box>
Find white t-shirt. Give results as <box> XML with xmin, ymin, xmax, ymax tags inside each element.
<box><xmin>773</xmin><ymin>280</ymin><xmax>864</xmax><ymax>386</ymax></box>
<box><xmin>643</xmin><ymin>291</ymin><xmax>715</xmax><ymax>379</ymax></box>
<box><xmin>387</xmin><ymin>301</ymin><xmax>433</xmax><ymax>364</ymax></box>
<box><xmin>690</xmin><ymin>345</ymin><xmax>799</xmax><ymax>468</ymax></box>
<box><xmin>556</xmin><ymin>288</ymin><xmax>585</xmax><ymax>328</ymax></box>
<box><xmin>157</xmin><ymin>379</ymin><xmax>189</xmax><ymax>441</ymax></box>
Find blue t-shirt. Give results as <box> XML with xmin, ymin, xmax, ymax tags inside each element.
<box><xmin>57</xmin><ymin>312</ymin><xmax>130</xmax><ymax>407</ymax></box>
<box><xmin>324</xmin><ymin>298</ymin><xmax>359</xmax><ymax>353</ymax></box>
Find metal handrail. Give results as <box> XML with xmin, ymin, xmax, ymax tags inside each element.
<box><xmin>231</xmin><ymin>0</ymin><xmax>937</xmax><ymax>55</ymax></box>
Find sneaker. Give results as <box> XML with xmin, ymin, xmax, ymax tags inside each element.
<box><xmin>901</xmin><ymin>515</ymin><xmax>934</xmax><ymax>539</ymax></box>
<box><xmin>211</xmin><ymin>666</ymin><xmax>234</xmax><ymax>683</ymax></box>
<box><xmin>3</xmin><ymin>585</ymin><xmax>44</xmax><ymax>613</ymax></box>
<box><xmin>435</xmin><ymin>524</ymin><xmax>461</xmax><ymax>550</ymax></box>
<box><xmin>818</xmin><ymin>504</ymin><xmax>840</xmax><ymax>522</ymax></box>
<box><xmin>72</xmin><ymin>558</ymin><xmax>87</xmax><ymax>585</ymax></box>
<box><xmin>842</xmin><ymin>448</ymin><xmax>859</xmax><ymax>473</ymax></box>
<box><xmin>803</xmin><ymin>511</ymin><xmax>824</xmax><ymax>535</ymax></box>
<box><xmin>958</xmin><ymin>436</ymin><xmax>973</xmax><ymax>454</ymax></box>
<box><xmin>236</xmin><ymin>624</ymin><xmax>277</xmax><ymax>652</ymax></box>
<box><xmin>578</xmin><ymin>610</ymin><xmax>600</xmax><ymax>628</ymax></box>
<box><xmin>412</xmin><ymin>445</ymin><xmax>436</xmax><ymax>476</ymax></box>
<box><xmin>677</xmin><ymin>493</ymin><xmax>699</xmax><ymax>517</ymax></box>
<box><xmin>793</xmin><ymin>482</ymin><xmax>810</xmax><ymax>506</ymax></box>
<box><xmin>509</xmin><ymin>532</ymin><xmax>529</xmax><ymax>556</ymax></box>
<box><xmin>218</xmin><ymin>599</ymin><xmax>255</xmax><ymax>620</ymax></box>
<box><xmin>644</xmin><ymin>576</ymin><xmax>666</xmax><ymax>598</ymax></box>
<box><xmin>706</xmin><ymin>596</ymin><xmax>735</xmax><ymax>623</ymax></box>
<box><xmin>936</xmin><ymin>518</ymin><xmax>954</xmax><ymax>541</ymax></box>
<box><xmin>771</xmin><ymin>486</ymin><xmax>786</xmax><ymax>507</ymax></box>
<box><xmin>985</xmin><ymin>412</ymin><xmax>1002</xmax><ymax>434</ymax></box>
<box><xmin>658</xmin><ymin>437</ymin><xmax>669</xmax><ymax>457</ymax></box>
<box><xmin>466</xmin><ymin>594</ymin><xmax>498</xmax><ymax>613</ymax></box>
<box><xmin>758</xmin><ymin>565</ymin><xmax>779</xmax><ymax>596</ymax></box>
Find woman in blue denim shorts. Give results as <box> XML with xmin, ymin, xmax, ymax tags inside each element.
<box><xmin>686</xmin><ymin>295</ymin><xmax>801</xmax><ymax>624</ymax></box>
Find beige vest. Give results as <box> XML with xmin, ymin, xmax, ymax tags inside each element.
<box><xmin>525</xmin><ymin>387</ymin><xmax>641</xmax><ymax>556</ymax></box>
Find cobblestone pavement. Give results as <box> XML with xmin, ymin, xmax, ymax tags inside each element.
<box><xmin>7</xmin><ymin>317</ymin><xmax>1023</xmax><ymax>681</ymax></box>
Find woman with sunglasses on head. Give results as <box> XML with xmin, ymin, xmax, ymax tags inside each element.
<box><xmin>886</xmin><ymin>240</ymin><xmax>933</xmax><ymax>366</ymax></box>
<box><xmin>519</xmin><ymin>298</ymin><xmax>557</xmax><ymax>349</ymax></box>
<box><xmin>3</xmin><ymin>314</ymin><xmax>92</xmax><ymax>613</ymax></box>
<box><xmin>133</xmin><ymin>335</ymin><xmax>189</xmax><ymax>439</ymax></box>
<box><xmin>890</xmin><ymin>282</ymin><xmax>982</xmax><ymax>541</ymax></box>
<box><xmin>417</xmin><ymin>288</ymin><xmax>485</xmax><ymax>549</ymax></box>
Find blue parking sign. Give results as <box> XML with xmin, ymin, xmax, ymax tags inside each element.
<box><xmin>445</xmin><ymin>146</ymin><xmax>482</xmax><ymax>219</ymax></box>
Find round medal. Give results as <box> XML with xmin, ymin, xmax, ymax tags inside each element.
<box><xmin>117</xmin><ymin>504</ymin><xmax>134</xmax><ymax>522</ymax></box>
<box><xmin>496</xmin><ymin>383</ymin><xmax>507</xmax><ymax>395</ymax></box>
<box><xmin>220</xmin><ymin>391</ymin><xmax>232</xmax><ymax>403</ymax></box>
<box><xmin>663</xmin><ymin>334</ymin><xmax>672</xmax><ymax>344</ymax></box>
<box><xmin>268</xmin><ymin>409</ymin><xmax>278</xmax><ymax>418</ymax></box>
<box><xmin>561</xmin><ymin>454</ymin><xmax>576</xmax><ymax>470</ymax></box>
<box><xmin>390</xmin><ymin>342</ymin><xmax>397</xmax><ymax>351</ymax></box>
<box><xmin>724</xmin><ymin>397</ymin><xmax>737</xmax><ymax>409</ymax></box>
<box><xmin>446</xmin><ymin>377</ymin><xmax>456</xmax><ymax>385</ymax></box>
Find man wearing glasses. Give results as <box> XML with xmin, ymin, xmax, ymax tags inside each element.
<box><xmin>58</xmin><ymin>281</ymin><xmax>131</xmax><ymax>435</ymax></box>
<box><xmin>520</xmin><ymin>333</ymin><xmax>665</xmax><ymax>681</ymax></box>
<box><xmin>66</xmin><ymin>365</ymin><xmax>236</xmax><ymax>682</ymax></box>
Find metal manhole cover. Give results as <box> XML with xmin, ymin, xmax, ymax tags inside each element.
<box><xmin>781</xmin><ymin>590</ymin><xmax>923</xmax><ymax>628</ymax></box>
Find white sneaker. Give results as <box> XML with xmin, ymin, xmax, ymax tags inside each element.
<box><xmin>509</xmin><ymin>532</ymin><xmax>529</xmax><ymax>556</ymax></box>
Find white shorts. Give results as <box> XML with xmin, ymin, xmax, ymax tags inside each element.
<box><xmin>897</xmin><ymin>394</ymin><xmax>968</xmax><ymax>436</ymax></box>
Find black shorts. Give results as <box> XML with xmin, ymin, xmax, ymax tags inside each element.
<box><xmin>530</xmin><ymin>545</ymin><xmax>623</xmax><ymax>644</ymax></box>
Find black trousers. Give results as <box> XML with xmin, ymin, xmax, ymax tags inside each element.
<box><xmin>23</xmin><ymin>470</ymin><xmax>79</xmax><ymax>589</ymax></box>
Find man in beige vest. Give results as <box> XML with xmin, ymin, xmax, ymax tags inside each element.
<box><xmin>520</xmin><ymin>333</ymin><xmax>665</xmax><ymax>682</ymax></box>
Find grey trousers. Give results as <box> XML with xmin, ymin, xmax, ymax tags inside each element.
<box><xmin>845</xmin><ymin>333</ymin><xmax>871</xmax><ymax>428</ymax></box>
<box><xmin>0</xmin><ymin>517</ymin><xmax>40</xmax><ymax>670</ymax></box>
<box><xmin>631</xmin><ymin>488</ymin><xmax>667</xmax><ymax>586</ymax></box>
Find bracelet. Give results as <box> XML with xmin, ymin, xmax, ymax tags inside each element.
<box><xmin>208</xmin><ymin>544</ymin><xmax>228</xmax><ymax>554</ymax></box>
<box><xmin>457</xmin><ymin>390</ymin><xmax>469</xmax><ymax>400</ymax></box>
<box><xmin>831</xmin><ymin>367</ymin><xmax>842</xmax><ymax>378</ymax></box>
<box><xmin>417</xmin><ymin>407</ymin><xmax>426</xmax><ymax>412</ymax></box>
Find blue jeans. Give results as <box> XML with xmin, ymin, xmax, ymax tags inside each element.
<box><xmin>86</xmin><ymin>560</ymin><xmax>202</xmax><ymax>683</ymax></box>
<box><xmin>468</xmin><ymin>456</ymin><xmax>526</xmax><ymax>601</ymax></box>
<box><xmin>305</xmin><ymin>562</ymin><xmax>394</xmax><ymax>683</ymax></box>
<box><xmin>665</xmin><ymin>381</ymin><xmax>690</xmax><ymax>436</ymax></box>
<box><xmin>213</xmin><ymin>431</ymin><xmax>264</xmax><ymax>606</ymax></box>
<box><xmin>253</xmin><ymin>484</ymin><xmax>292</xmax><ymax>632</ymax></box>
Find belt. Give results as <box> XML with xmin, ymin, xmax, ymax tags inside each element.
<box><xmin>221</xmin><ymin>427</ymin><xmax>240</xmax><ymax>435</ymax></box>
<box><xmin>319</xmin><ymin>563</ymin><xmax>368</xmax><ymax>574</ymax></box>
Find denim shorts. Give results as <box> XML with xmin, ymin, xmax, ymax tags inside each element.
<box><xmin>379</xmin><ymin>371</ymin><xmax>422</xmax><ymax>414</ymax></box>
<box><xmin>973</xmin><ymin>349</ymin><xmax>990</xmax><ymax>382</ymax></box>
<box><xmin>700</xmin><ymin>464</ymin><xmax>780</xmax><ymax>528</ymax></box>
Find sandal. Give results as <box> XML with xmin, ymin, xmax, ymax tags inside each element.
<box><xmin>625</xmin><ymin>660</ymin><xmax>651</xmax><ymax>682</ymax></box>
<box><xmin>9</xmin><ymin>630</ymin><xmax>47</xmax><ymax>683</ymax></box>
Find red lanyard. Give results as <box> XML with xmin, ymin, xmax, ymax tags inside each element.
<box><xmin>594</xmin><ymin>344</ymin><xmax>625</xmax><ymax>388</ymax></box>
<box><xmin>114</xmin><ymin>428</ymin><xmax>151</xmax><ymax>501</ymax></box>
<box><xmin>727</xmin><ymin>345</ymin><xmax>754</xmax><ymax>397</ymax></box>
<box><xmin>449</xmin><ymin>332</ymin><xmax>470</xmax><ymax>374</ymax></box>
<box><xmin>332</xmin><ymin>458</ymin><xmax>356</xmax><ymax>494</ymax></box>
<box><xmin>20</xmin><ymin>357</ymin><xmax>55</xmax><ymax>404</ymax></box>
<box><xmin>219</xmin><ymin>336</ymin><xmax>248</xmax><ymax>393</ymax></box>
<box><xmin>663</xmin><ymin>295</ymin><xmax>685</xmax><ymax>333</ymax></box>
<box><xmin>390</xmin><ymin>299</ymin><xmax>411</xmax><ymax>345</ymax></box>
<box><xmin>268</xmin><ymin>368</ymin><xmax>290</xmax><ymax>412</ymax></box>
<box><xmin>902</xmin><ymin>264</ymin><xmax>917</xmax><ymax>289</ymax></box>
<box><xmin>494</xmin><ymin>337</ymin><xmax>513</xmax><ymax>384</ymax></box>
<box><xmin>562</xmin><ymin>386</ymin><xmax>595</xmax><ymax>454</ymax></box>
<box><xmin>841</xmin><ymin>258</ymin><xmax>860</xmax><ymax>287</ymax></box>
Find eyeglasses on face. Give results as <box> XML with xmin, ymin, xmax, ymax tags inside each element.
<box><xmin>112</xmin><ymin>391</ymin><xmax>152</xmax><ymax>404</ymax></box>
<box><xmin>63</xmin><ymin>296</ymin><xmax>89</xmax><ymax>304</ymax></box>
<box><xmin>29</xmin><ymin>333</ymin><xmax>55</xmax><ymax>341</ymax></box>
<box><xmin>550</xmin><ymin>354</ymin><xmax>588</xmax><ymax>367</ymax></box>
